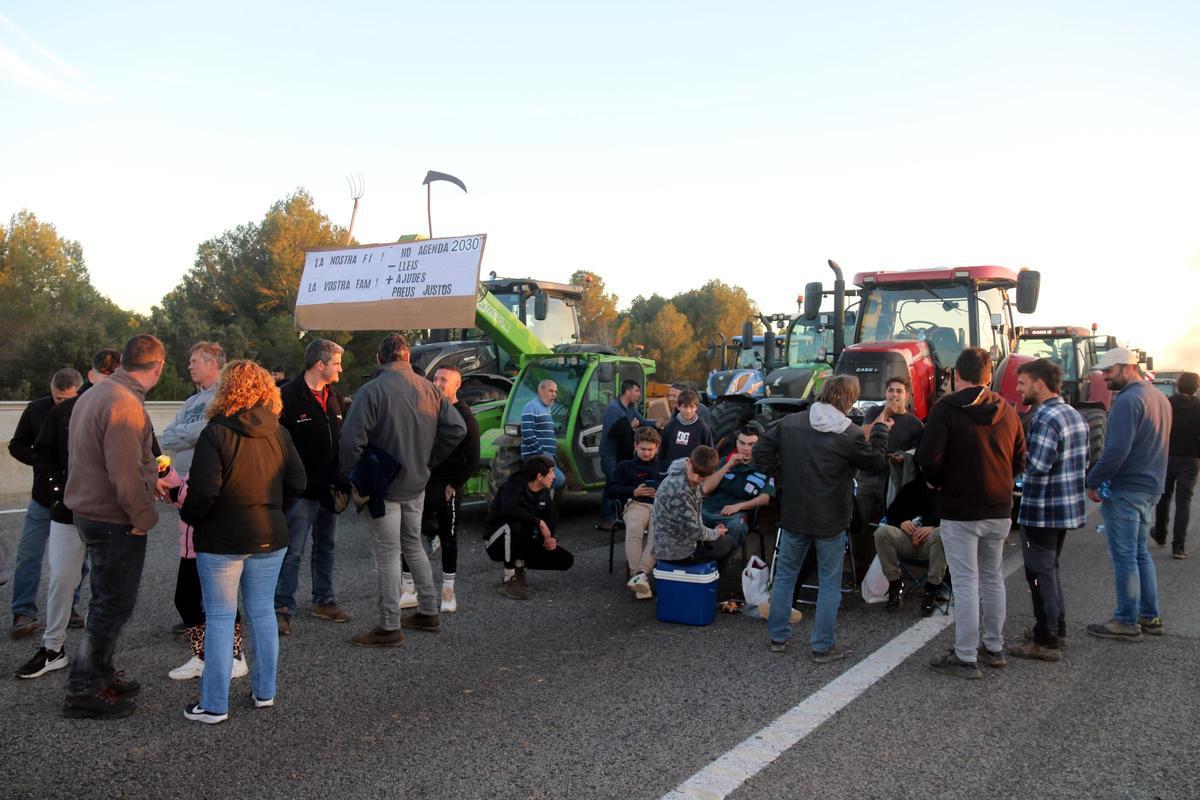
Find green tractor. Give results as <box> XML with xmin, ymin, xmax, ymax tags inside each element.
<box><xmin>707</xmin><ymin>272</ymin><xmax>854</xmax><ymax>446</ymax></box>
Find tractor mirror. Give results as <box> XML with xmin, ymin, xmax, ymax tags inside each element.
<box><xmin>1146</xmin><ymin>356</ymin><xmax>1155</xmax><ymax>371</ymax></box>
<box><xmin>803</xmin><ymin>282</ymin><xmax>822</xmax><ymax>321</ymax></box>
<box><xmin>1106</xmin><ymin>336</ymin><xmax>1117</xmax><ymax>349</ymax></box>
<box><xmin>1016</xmin><ymin>270</ymin><xmax>1040</xmax><ymax>314</ymax></box>
<box><xmin>741</xmin><ymin>321</ymin><xmax>754</xmax><ymax>348</ymax></box>
<box><xmin>533</xmin><ymin>290</ymin><xmax>549</xmax><ymax>321</ymax></box>
<box><xmin>595</xmin><ymin>362</ymin><xmax>615</xmax><ymax>385</ymax></box>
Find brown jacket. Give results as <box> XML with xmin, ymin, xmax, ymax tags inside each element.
<box><xmin>65</xmin><ymin>369</ymin><xmax>159</xmax><ymax>531</ymax></box>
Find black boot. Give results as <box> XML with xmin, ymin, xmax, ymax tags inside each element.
<box><xmin>921</xmin><ymin>582</ymin><xmax>939</xmax><ymax>617</ymax></box>
<box><xmin>886</xmin><ymin>579</ymin><xmax>903</xmax><ymax>609</ymax></box>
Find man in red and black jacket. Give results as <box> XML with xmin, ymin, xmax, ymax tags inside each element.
<box><xmin>274</xmin><ymin>339</ymin><xmax>350</xmax><ymax>634</ymax></box>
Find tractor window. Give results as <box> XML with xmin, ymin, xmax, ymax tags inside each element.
<box><xmin>975</xmin><ymin>288</ymin><xmax>1006</xmax><ymax>360</ymax></box>
<box><xmin>1014</xmin><ymin>337</ymin><xmax>1078</xmax><ymax>377</ymax></box>
<box><xmin>493</xmin><ymin>292</ymin><xmax>579</xmax><ymax>348</ymax></box>
<box><xmin>787</xmin><ymin>318</ymin><xmax>828</xmax><ymax>364</ymax></box>
<box><xmin>737</xmin><ymin>345</ymin><xmax>765</xmax><ymax>368</ymax></box>
<box><xmin>504</xmin><ymin>358</ymin><xmax>588</xmax><ymax>433</ymax></box>
<box><xmin>860</xmin><ymin>285</ymin><xmax>971</xmax><ymax>366</ymax></box>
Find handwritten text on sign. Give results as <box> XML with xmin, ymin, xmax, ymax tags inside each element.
<box><xmin>294</xmin><ymin>234</ymin><xmax>486</xmax><ymax>330</ymax></box>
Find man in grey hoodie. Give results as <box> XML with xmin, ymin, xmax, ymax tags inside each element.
<box><xmin>754</xmin><ymin>376</ymin><xmax>891</xmax><ymax>662</ymax></box>
<box><xmin>340</xmin><ymin>334</ymin><xmax>466</xmax><ymax>647</ymax></box>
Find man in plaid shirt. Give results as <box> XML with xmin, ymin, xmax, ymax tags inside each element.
<box><xmin>1011</xmin><ymin>359</ymin><xmax>1088</xmax><ymax>662</ymax></box>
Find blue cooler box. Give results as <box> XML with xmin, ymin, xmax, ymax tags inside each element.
<box><xmin>653</xmin><ymin>560</ymin><xmax>718</xmax><ymax>626</ymax></box>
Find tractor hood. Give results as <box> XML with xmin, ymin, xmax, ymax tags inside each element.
<box><xmin>764</xmin><ymin>365</ymin><xmax>816</xmax><ymax>400</ymax></box>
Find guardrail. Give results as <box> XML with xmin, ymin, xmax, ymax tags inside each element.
<box><xmin>0</xmin><ymin>401</ymin><xmax>185</xmax><ymax>507</ymax></box>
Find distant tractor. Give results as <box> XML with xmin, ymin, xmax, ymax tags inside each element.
<box><xmin>705</xmin><ymin>318</ymin><xmax>787</xmax><ymax>452</ymax></box>
<box><xmin>408</xmin><ymin>276</ymin><xmax>586</xmax><ymax>405</ymax></box>
<box><xmin>1009</xmin><ymin>325</ymin><xmax>1116</xmax><ymax>465</ymax></box>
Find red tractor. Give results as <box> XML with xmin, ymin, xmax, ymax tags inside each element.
<box><xmin>1006</xmin><ymin>325</ymin><xmax>1116</xmax><ymax>464</ymax></box>
<box><xmin>807</xmin><ymin>262</ymin><xmax>1042</xmax><ymax>422</ymax></box>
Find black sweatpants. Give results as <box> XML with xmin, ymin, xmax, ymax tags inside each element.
<box><xmin>485</xmin><ymin>524</ymin><xmax>574</xmax><ymax>571</ymax></box>
<box><xmin>1155</xmin><ymin>455</ymin><xmax>1199</xmax><ymax>548</ymax></box>
<box><xmin>401</xmin><ymin>482</ymin><xmax>460</xmax><ymax>575</ymax></box>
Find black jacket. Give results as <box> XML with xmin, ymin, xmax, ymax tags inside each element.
<box><xmin>753</xmin><ymin>406</ymin><xmax>889</xmax><ymax>538</ymax></box>
<box><xmin>917</xmin><ymin>386</ymin><xmax>1026</xmax><ymax>521</ymax></box>
<box><xmin>429</xmin><ymin>400</ymin><xmax>481</xmax><ymax>489</ymax></box>
<box><xmin>607</xmin><ymin>457</ymin><xmax>664</xmax><ymax>505</ymax></box>
<box><xmin>884</xmin><ymin>477</ymin><xmax>941</xmax><ymax>527</ymax></box>
<box><xmin>9</xmin><ymin>395</ymin><xmax>54</xmax><ymax>505</ymax></box>
<box><xmin>1168</xmin><ymin>393</ymin><xmax>1200</xmax><ymax>459</ymax></box>
<box><xmin>658</xmin><ymin>416</ymin><xmax>714</xmax><ymax>470</ymax></box>
<box><xmin>486</xmin><ymin>473</ymin><xmax>552</xmax><ymax>537</ymax></box>
<box><xmin>32</xmin><ymin>397</ymin><xmax>77</xmax><ymax>523</ymax></box>
<box><xmin>279</xmin><ymin>375</ymin><xmax>347</xmax><ymax>509</ymax></box>
<box><xmin>181</xmin><ymin>405</ymin><xmax>306</xmax><ymax>555</ymax></box>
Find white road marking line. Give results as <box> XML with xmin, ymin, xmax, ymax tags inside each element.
<box><xmin>0</xmin><ymin>508</ymin><xmax>27</xmax><ymax>515</ymax></box>
<box><xmin>661</xmin><ymin>548</ymin><xmax>1032</xmax><ymax>800</ymax></box>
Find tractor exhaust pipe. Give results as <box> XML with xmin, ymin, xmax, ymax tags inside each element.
<box><xmin>828</xmin><ymin>259</ymin><xmax>846</xmax><ymax>359</ymax></box>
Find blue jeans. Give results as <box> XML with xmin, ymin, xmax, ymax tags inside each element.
<box><xmin>197</xmin><ymin>549</ymin><xmax>286</xmax><ymax>714</ymax></box>
<box><xmin>552</xmin><ymin>466</ymin><xmax>565</xmax><ymax>490</ymax></box>
<box><xmin>274</xmin><ymin>499</ymin><xmax>337</xmax><ymax>614</ymax></box>
<box><xmin>768</xmin><ymin>529</ymin><xmax>845</xmax><ymax>652</ymax></box>
<box><xmin>67</xmin><ymin>517</ymin><xmax>146</xmax><ymax>697</ymax></box>
<box><xmin>1100</xmin><ymin>489</ymin><xmax>1160</xmax><ymax>625</ymax></box>
<box><xmin>702</xmin><ymin>511</ymin><xmax>749</xmax><ymax>548</ymax></box>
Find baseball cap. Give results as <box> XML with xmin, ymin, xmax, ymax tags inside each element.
<box><xmin>1093</xmin><ymin>346</ymin><xmax>1138</xmax><ymax>370</ymax></box>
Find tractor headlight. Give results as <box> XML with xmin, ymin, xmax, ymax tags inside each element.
<box><xmin>731</xmin><ymin>373</ymin><xmax>750</xmax><ymax>393</ymax></box>
<box><xmin>504</xmin><ymin>424</ymin><xmax>520</xmax><ymax>437</ymax></box>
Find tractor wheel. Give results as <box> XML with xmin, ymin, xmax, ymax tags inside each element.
<box><xmin>711</xmin><ymin>399</ymin><xmax>754</xmax><ymax>457</ymax></box>
<box><xmin>1079</xmin><ymin>407</ymin><xmax>1107</xmax><ymax>468</ymax></box>
<box><xmin>486</xmin><ymin>435</ymin><xmax>523</xmax><ymax>507</ymax></box>
<box><xmin>459</xmin><ymin>378</ymin><xmax>510</xmax><ymax>406</ymax></box>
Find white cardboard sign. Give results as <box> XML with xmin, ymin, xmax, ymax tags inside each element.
<box><xmin>294</xmin><ymin>234</ymin><xmax>486</xmax><ymax>330</ymax></box>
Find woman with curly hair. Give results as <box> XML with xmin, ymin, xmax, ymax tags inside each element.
<box><xmin>180</xmin><ymin>360</ymin><xmax>305</xmax><ymax>723</ymax></box>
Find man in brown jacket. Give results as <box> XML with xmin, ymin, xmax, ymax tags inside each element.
<box><xmin>62</xmin><ymin>334</ymin><xmax>166</xmax><ymax>719</ymax></box>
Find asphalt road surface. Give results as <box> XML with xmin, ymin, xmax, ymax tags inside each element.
<box><xmin>0</xmin><ymin>493</ymin><xmax>1196</xmax><ymax>800</ymax></box>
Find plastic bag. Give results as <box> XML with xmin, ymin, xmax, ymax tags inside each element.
<box><xmin>741</xmin><ymin>555</ymin><xmax>770</xmax><ymax>608</ymax></box>
<box><xmin>861</xmin><ymin>555</ymin><xmax>889</xmax><ymax>604</ymax></box>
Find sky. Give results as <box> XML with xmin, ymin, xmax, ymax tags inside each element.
<box><xmin>2</xmin><ymin>1</ymin><xmax>1199</xmax><ymax>365</ymax></box>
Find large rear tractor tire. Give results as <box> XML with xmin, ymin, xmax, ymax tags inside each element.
<box><xmin>486</xmin><ymin>435</ymin><xmax>523</xmax><ymax>507</ymax></box>
<box><xmin>710</xmin><ymin>399</ymin><xmax>754</xmax><ymax>457</ymax></box>
<box><xmin>1080</xmin><ymin>407</ymin><xmax>1107</xmax><ymax>468</ymax></box>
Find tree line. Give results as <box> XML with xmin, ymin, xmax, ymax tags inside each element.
<box><xmin>0</xmin><ymin>191</ymin><xmax>770</xmax><ymax>401</ymax></box>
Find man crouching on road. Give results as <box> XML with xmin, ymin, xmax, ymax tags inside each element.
<box><xmin>486</xmin><ymin>455</ymin><xmax>575</xmax><ymax>600</ymax></box>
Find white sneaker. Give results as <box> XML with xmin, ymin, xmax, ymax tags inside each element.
<box><xmin>231</xmin><ymin>655</ymin><xmax>249</xmax><ymax>679</ymax></box>
<box><xmin>626</xmin><ymin>572</ymin><xmax>653</xmax><ymax>600</ymax></box>
<box><xmin>441</xmin><ymin>586</ymin><xmax>457</xmax><ymax>613</ymax></box>
<box><xmin>169</xmin><ymin>655</ymin><xmax>205</xmax><ymax>681</ymax></box>
<box><xmin>399</xmin><ymin>586</ymin><xmax>418</xmax><ymax>610</ymax></box>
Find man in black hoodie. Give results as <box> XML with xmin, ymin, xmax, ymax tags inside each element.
<box><xmin>486</xmin><ymin>455</ymin><xmax>574</xmax><ymax>600</ymax></box>
<box><xmin>274</xmin><ymin>339</ymin><xmax>349</xmax><ymax>635</ymax></box>
<box><xmin>1153</xmin><ymin>371</ymin><xmax>1200</xmax><ymax>558</ymax></box>
<box><xmin>918</xmin><ymin>348</ymin><xmax>1025</xmax><ymax>679</ymax></box>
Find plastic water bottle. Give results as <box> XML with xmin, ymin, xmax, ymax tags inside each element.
<box><xmin>1099</xmin><ymin>480</ymin><xmax>1112</xmax><ymax>499</ymax></box>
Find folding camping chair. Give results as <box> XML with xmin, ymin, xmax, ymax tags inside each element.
<box><xmin>897</xmin><ymin>554</ymin><xmax>953</xmax><ymax>615</ymax></box>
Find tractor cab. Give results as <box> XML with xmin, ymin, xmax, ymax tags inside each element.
<box><xmin>1012</xmin><ymin>325</ymin><xmax>1114</xmax><ymax>413</ymax></box>
<box><xmin>834</xmin><ymin>265</ymin><xmax>1039</xmax><ymax>421</ymax></box>
<box><xmin>488</xmin><ymin>353</ymin><xmax>655</xmax><ymax>498</ymax></box>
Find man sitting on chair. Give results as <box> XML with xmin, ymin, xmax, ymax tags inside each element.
<box><xmin>701</xmin><ymin>425</ymin><xmax>774</xmax><ymax>548</ymax></box>
<box><xmin>873</xmin><ymin>472</ymin><xmax>947</xmax><ymax>616</ymax></box>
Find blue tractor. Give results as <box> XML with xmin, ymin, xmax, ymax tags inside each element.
<box><xmin>705</xmin><ymin>316</ymin><xmax>789</xmax><ymax>453</ymax></box>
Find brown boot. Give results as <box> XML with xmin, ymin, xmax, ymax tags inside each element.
<box><xmin>500</xmin><ymin>575</ymin><xmax>528</xmax><ymax>601</ymax></box>
<box><xmin>350</xmin><ymin>626</ymin><xmax>404</xmax><ymax>647</ymax></box>
<box><xmin>1006</xmin><ymin>640</ymin><xmax>1062</xmax><ymax>662</ymax></box>
<box><xmin>401</xmin><ymin>612</ymin><xmax>442</xmax><ymax>633</ymax></box>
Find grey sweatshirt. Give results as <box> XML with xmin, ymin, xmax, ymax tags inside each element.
<box><xmin>160</xmin><ymin>384</ymin><xmax>216</xmax><ymax>474</ymax></box>
<box><xmin>338</xmin><ymin>362</ymin><xmax>467</xmax><ymax>502</ymax></box>
<box><xmin>652</xmin><ymin>457</ymin><xmax>720</xmax><ymax>561</ymax></box>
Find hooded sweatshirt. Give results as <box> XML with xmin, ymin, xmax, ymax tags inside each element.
<box><xmin>753</xmin><ymin>402</ymin><xmax>889</xmax><ymax>538</ymax></box>
<box><xmin>652</xmin><ymin>457</ymin><xmax>720</xmax><ymax>561</ymax></box>
<box><xmin>181</xmin><ymin>404</ymin><xmax>306</xmax><ymax>554</ymax></box>
<box><xmin>917</xmin><ymin>386</ymin><xmax>1026</xmax><ymax>521</ymax></box>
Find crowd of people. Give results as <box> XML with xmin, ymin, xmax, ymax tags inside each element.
<box><xmin>3</xmin><ymin>330</ymin><xmax>1197</xmax><ymax>722</ymax></box>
